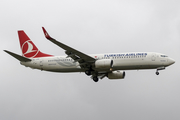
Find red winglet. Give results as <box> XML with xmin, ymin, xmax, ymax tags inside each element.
<box><xmin>42</xmin><ymin>27</ymin><xmax>53</xmax><ymax>40</ymax></box>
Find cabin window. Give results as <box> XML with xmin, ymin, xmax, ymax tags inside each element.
<box><xmin>161</xmin><ymin>55</ymin><xmax>168</xmax><ymax>57</ymax></box>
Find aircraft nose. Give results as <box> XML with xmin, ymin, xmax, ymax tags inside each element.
<box><xmin>168</xmin><ymin>58</ymin><xmax>175</xmax><ymax>65</ymax></box>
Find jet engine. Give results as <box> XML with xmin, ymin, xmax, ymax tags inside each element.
<box><xmin>108</xmin><ymin>71</ymin><xmax>125</xmax><ymax>79</ymax></box>
<box><xmin>95</xmin><ymin>59</ymin><xmax>113</xmax><ymax>69</ymax></box>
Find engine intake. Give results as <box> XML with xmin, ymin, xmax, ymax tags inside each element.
<box><xmin>95</xmin><ymin>59</ymin><xmax>113</xmax><ymax>69</ymax></box>
<box><xmin>108</xmin><ymin>71</ymin><xmax>125</xmax><ymax>79</ymax></box>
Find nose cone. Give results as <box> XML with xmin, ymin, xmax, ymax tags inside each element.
<box><xmin>168</xmin><ymin>58</ymin><xmax>175</xmax><ymax>65</ymax></box>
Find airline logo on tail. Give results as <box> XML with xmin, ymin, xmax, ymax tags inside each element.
<box><xmin>18</xmin><ymin>30</ymin><xmax>53</xmax><ymax>58</ymax></box>
<box><xmin>21</xmin><ymin>40</ymin><xmax>39</xmax><ymax>58</ymax></box>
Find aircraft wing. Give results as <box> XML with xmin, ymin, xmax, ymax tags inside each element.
<box><xmin>42</xmin><ymin>27</ymin><xmax>96</xmax><ymax>68</ymax></box>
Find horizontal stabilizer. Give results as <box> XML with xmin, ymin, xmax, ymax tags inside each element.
<box><xmin>4</xmin><ymin>50</ymin><xmax>31</xmax><ymax>62</ymax></box>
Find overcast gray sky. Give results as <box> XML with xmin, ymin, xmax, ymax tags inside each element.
<box><xmin>1</xmin><ymin>0</ymin><xmax>180</xmax><ymax>120</ymax></box>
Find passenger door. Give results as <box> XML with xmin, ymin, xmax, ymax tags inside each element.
<box><xmin>151</xmin><ymin>54</ymin><xmax>156</xmax><ymax>61</ymax></box>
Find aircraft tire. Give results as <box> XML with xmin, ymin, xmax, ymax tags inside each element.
<box><xmin>85</xmin><ymin>70</ymin><xmax>91</xmax><ymax>76</ymax></box>
<box><xmin>93</xmin><ymin>76</ymin><xmax>99</xmax><ymax>82</ymax></box>
<box><xmin>156</xmin><ymin>71</ymin><xmax>159</xmax><ymax>75</ymax></box>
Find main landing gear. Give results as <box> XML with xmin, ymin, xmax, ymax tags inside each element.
<box><xmin>93</xmin><ymin>76</ymin><xmax>99</xmax><ymax>82</ymax></box>
<box><xmin>85</xmin><ymin>70</ymin><xmax>99</xmax><ymax>82</ymax></box>
<box><xmin>85</xmin><ymin>70</ymin><xmax>91</xmax><ymax>76</ymax></box>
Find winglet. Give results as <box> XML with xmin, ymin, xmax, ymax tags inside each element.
<box><xmin>42</xmin><ymin>27</ymin><xmax>54</xmax><ymax>40</ymax></box>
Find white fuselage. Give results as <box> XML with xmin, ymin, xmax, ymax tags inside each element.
<box><xmin>21</xmin><ymin>52</ymin><xmax>175</xmax><ymax>72</ymax></box>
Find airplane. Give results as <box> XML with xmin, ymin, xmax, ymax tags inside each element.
<box><xmin>4</xmin><ymin>27</ymin><xmax>175</xmax><ymax>82</ymax></box>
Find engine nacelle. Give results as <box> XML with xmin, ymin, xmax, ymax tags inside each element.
<box><xmin>108</xmin><ymin>71</ymin><xmax>125</xmax><ymax>79</ymax></box>
<box><xmin>95</xmin><ymin>59</ymin><xmax>113</xmax><ymax>69</ymax></box>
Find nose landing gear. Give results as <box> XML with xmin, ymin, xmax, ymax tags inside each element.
<box><xmin>156</xmin><ymin>71</ymin><xmax>159</xmax><ymax>75</ymax></box>
<box><xmin>156</xmin><ymin>67</ymin><xmax>165</xmax><ymax>75</ymax></box>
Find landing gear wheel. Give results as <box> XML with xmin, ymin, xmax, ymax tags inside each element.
<box><xmin>93</xmin><ymin>76</ymin><xmax>99</xmax><ymax>82</ymax></box>
<box><xmin>85</xmin><ymin>70</ymin><xmax>91</xmax><ymax>76</ymax></box>
<box><xmin>156</xmin><ymin>71</ymin><xmax>159</xmax><ymax>75</ymax></box>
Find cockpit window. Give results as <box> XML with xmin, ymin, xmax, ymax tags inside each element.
<box><xmin>161</xmin><ymin>55</ymin><xmax>168</xmax><ymax>57</ymax></box>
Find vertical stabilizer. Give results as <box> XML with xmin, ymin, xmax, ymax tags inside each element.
<box><xmin>18</xmin><ymin>31</ymin><xmax>52</xmax><ymax>58</ymax></box>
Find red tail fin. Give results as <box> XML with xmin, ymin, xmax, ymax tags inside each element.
<box><xmin>18</xmin><ymin>31</ymin><xmax>53</xmax><ymax>58</ymax></box>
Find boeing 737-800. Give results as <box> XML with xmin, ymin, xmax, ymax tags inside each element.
<box><xmin>4</xmin><ymin>27</ymin><xmax>175</xmax><ymax>82</ymax></box>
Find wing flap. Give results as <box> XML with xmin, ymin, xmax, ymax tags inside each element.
<box><xmin>4</xmin><ymin>50</ymin><xmax>31</xmax><ymax>62</ymax></box>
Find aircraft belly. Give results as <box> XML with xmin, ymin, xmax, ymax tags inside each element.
<box><xmin>46</xmin><ymin>68</ymin><xmax>84</xmax><ymax>72</ymax></box>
